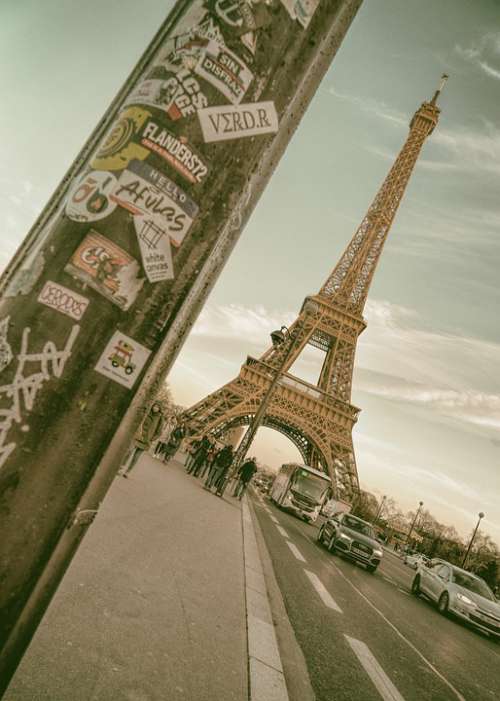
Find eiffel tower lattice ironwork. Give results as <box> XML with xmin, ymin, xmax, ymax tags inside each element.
<box><xmin>180</xmin><ymin>77</ymin><xmax>446</xmax><ymax>499</ymax></box>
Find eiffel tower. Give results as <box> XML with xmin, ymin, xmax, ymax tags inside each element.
<box><xmin>180</xmin><ymin>77</ymin><xmax>446</xmax><ymax>499</ymax></box>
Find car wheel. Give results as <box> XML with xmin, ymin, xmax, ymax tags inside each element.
<box><xmin>438</xmin><ymin>591</ymin><xmax>449</xmax><ymax>615</ymax></box>
<box><xmin>367</xmin><ymin>564</ymin><xmax>377</xmax><ymax>574</ymax></box>
<box><xmin>328</xmin><ymin>535</ymin><xmax>336</xmax><ymax>553</ymax></box>
<box><xmin>317</xmin><ymin>526</ymin><xmax>324</xmax><ymax>544</ymax></box>
<box><xmin>411</xmin><ymin>576</ymin><xmax>421</xmax><ymax>596</ymax></box>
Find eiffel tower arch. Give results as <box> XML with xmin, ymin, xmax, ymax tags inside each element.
<box><xmin>180</xmin><ymin>77</ymin><xmax>447</xmax><ymax>500</ymax></box>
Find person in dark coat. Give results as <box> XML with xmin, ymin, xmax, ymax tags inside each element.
<box><xmin>163</xmin><ymin>422</ymin><xmax>185</xmax><ymax>462</ymax></box>
<box><xmin>119</xmin><ymin>401</ymin><xmax>164</xmax><ymax>477</ymax></box>
<box><xmin>233</xmin><ymin>457</ymin><xmax>258</xmax><ymax>499</ymax></box>
<box><xmin>188</xmin><ymin>435</ymin><xmax>211</xmax><ymax>476</ymax></box>
<box><xmin>204</xmin><ymin>445</ymin><xmax>233</xmax><ymax>493</ymax></box>
<box><xmin>199</xmin><ymin>440</ymin><xmax>217</xmax><ymax>479</ymax></box>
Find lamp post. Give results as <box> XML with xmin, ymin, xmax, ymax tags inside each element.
<box><xmin>223</xmin><ymin>325</ymin><xmax>297</xmax><ymax>492</ymax></box>
<box><xmin>406</xmin><ymin>501</ymin><xmax>423</xmax><ymax>548</ymax></box>
<box><xmin>461</xmin><ymin>512</ymin><xmax>485</xmax><ymax>569</ymax></box>
<box><xmin>375</xmin><ymin>495</ymin><xmax>386</xmax><ymax>524</ymax></box>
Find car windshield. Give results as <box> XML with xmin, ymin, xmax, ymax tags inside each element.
<box><xmin>342</xmin><ymin>516</ymin><xmax>375</xmax><ymax>538</ymax></box>
<box><xmin>452</xmin><ymin>571</ymin><xmax>495</xmax><ymax>601</ymax></box>
<box><xmin>291</xmin><ymin>470</ymin><xmax>329</xmax><ymax>502</ymax></box>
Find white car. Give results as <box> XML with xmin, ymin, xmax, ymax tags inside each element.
<box><xmin>412</xmin><ymin>559</ymin><xmax>500</xmax><ymax>639</ymax></box>
<box><xmin>404</xmin><ymin>553</ymin><xmax>429</xmax><ymax>569</ymax></box>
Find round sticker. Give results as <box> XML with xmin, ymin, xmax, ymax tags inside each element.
<box><xmin>65</xmin><ymin>171</ymin><xmax>118</xmax><ymax>223</ymax></box>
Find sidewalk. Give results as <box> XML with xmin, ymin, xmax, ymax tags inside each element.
<box><xmin>5</xmin><ymin>456</ymin><xmax>250</xmax><ymax>701</ymax></box>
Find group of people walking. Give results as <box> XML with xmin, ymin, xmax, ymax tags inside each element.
<box><xmin>117</xmin><ymin>403</ymin><xmax>258</xmax><ymax>500</ymax></box>
<box><xmin>185</xmin><ymin>435</ymin><xmax>258</xmax><ymax>499</ymax></box>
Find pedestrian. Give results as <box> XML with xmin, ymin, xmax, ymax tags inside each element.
<box><xmin>199</xmin><ymin>440</ymin><xmax>217</xmax><ymax>479</ymax></box>
<box><xmin>188</xmin><ymin>435</ymin><xmax>211</xmax><ymax>476</ymax></box>
<box><xmin>232</xmin><ymin>457</ymin><xmax>258</xmax><ymax>499</ymax></box>
<box><xmin>204</xmin><ymin>445</ymin><xmax>234</xmax><ymax>494</ymax></box>
<box><xmin>163</xmin><ymin>422</ymin><xmax>185</xmax><ymax>462</ymax></box>
<box><xmin>118</xmin><ymin>401</ymin><xmax>164</xmax><ymax>478</ymax></box>
<box><xmin>184</xmin><ymin>439</ymin><xmax>200</xmax><ymax>471</ymax></box>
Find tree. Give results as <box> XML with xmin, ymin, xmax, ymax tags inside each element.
<box><xmin>352</xmin><ymin>490</ymin><xmax>379</xmax><ymax>523</ymax></box>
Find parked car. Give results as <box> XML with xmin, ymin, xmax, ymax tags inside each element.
<box><xmin>317</xmin><ymin>513</ymin><xmax>383</xmax><ymax>573</ymax></box>
<box><xmin>404</xmin><ymin>552</ymin><xmax>429</xmax><ymax>569</ymax></box>
<box><xmin>411</xmin><ymin>559</ymin><xmax>500</xmax><ymax>640</ymax></box>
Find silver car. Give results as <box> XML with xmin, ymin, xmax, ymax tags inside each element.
<box><xmin>411</xmin><ymin>559</ymin><xmax>500</xmax><ymax>639</ymax></box>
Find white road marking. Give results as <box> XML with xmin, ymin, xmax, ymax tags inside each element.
<box><xmin>276</xmin><ymin>525</ymin><xmax>289</xmax><ymax>538</ymax></box>
<box><xmin>269</xmin><ymin>515</ymin><xmax>279</xmax><ymax>524</ymax></box>
<box><xmin>286</xmin><ymin>541</ymin><xmax>306</xmax><ymax>563</ymax></box>
<box><xmin>383</xmin><ymin>575</ymin><xmax>397</xmax><ymax>585</ymax></box>
<box><xmin>345</xmin><ymin>636</ymin><xmax>405</xmax><ymax>701</ymax></box>
<box><xmin>302</xmin><ymin>535</ymin><xmax>466</xmax><ymax>701</ymax></box>
<box><xmin>398</xmin><ymin>588</ymin><xmax>410</xmax><ymax>596</ymax></box>
<box><xmin>304</xmin><ymin>570</ymin><xmax>342</xmax><ymax>613</ymax></box>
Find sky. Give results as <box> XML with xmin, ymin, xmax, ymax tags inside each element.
<box><xmin>1</xmin><ymin>0</ymin><xmax>499</xmax><ymax>543</ymax></box>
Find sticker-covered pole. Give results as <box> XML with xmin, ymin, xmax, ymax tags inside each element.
<box><xmin>0</xmin><ymin>0</ymin><xmax>363</xmax><ymax>692</ymax></box>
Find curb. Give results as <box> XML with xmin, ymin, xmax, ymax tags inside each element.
<box><xmin>242</xmin><ymin>498</ymin><xmax>289</xmax><ymax>701</ymax></box>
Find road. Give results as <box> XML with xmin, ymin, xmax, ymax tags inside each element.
<box><xmin>251</xmin><ymin>491</ymin><xmax>500</xmax><ymax>701</ymax></box>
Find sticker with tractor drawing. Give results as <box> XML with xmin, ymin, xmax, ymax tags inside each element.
<box><xmin>94</xmin><ymin>331</ymin><xmax>151</xmax><ymax>388</ymax></box>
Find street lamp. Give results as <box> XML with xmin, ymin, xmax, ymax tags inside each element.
<box><xmin>461</xmin><ymin>512</ymin><xmax>485</xmax><ymax>569</ymax></box>
<box><xmin>218</xmin><ymin>324</ymin><xmax>298</xmax><ymax>495</ymax></box>
<box><xmin>406</xmin><ymin>500</ymin><xmax>423</xmax><ymax>547</ymax></box>
<box><xmin>374</xmin><ymin>495</ymin><xmax>386</xmax><ymax>524</ymax></box>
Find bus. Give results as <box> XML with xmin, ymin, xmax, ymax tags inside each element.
<box><xmin>270</xmin><ymin>463</ymin><xmax>331</xmax><ymax>523</ymax></box>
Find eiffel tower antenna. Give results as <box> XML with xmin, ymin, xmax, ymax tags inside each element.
<box><xmin>180</xmin><ymin>78</ymin><xmax>446</xmax><ymax>499</ymax></box>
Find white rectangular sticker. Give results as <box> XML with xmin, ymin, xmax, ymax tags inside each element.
<box><xmin>195</xmin><ymin>40</ymin><xmax>253</xmax><ymax>105</ymax></box>
<box><xmin>111</xmin><ymin>160</ymin><xmax>198</xmax><ymax>246</ymax></box>
<box><xmin>198</xmin><ymin>101</ymin><xmax>278</xmax><ymax>143</ymax></box>
<box><xmin>134</xmin><ymin>215</ymin><xmax>175</xmax><ymax>283</ymax></box>
<box><xmin>95</xmin><ymin>331</ymin><xmax>151</xmax><ymax>389</ymax></box>
<box><xmin>37</xmin><ymin>281</ymin><xmax>89</xmax><ymax>321</ymax></box>
<box><xmin>281</xmin><ymin>0</ymin><xmax>319</xmax><ymax>28</ymax></box>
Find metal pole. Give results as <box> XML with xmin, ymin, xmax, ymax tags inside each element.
<box><xmin>0</xmin><ymin>0</ymin><xmax>364</xmax><ymax>692</ymax></box>
<box><xmin>406</xmin><ymin>501</ymin><xmax>423</xmax><ymax>547</ymax></box>
<box><xmin>374</xmin><ymin>494</ymin><xmax>386</xmax><ymax>523</ymax></box>
<box><xmin>234</xmin><ymin>329</ymin><xmax>296</xmax><ymax>465</ymax></box>
<box><xmin>461</xmin><ymin>512</ymin><xmax>484</xmax><ymax>568</ymax></box>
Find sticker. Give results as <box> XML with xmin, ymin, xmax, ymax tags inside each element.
<box><xmin>126</xmin><ymin>71</ymin><xmax>208</xmax><ymax>121</ymax></box>
<box><xmin>198</xmin><ymin>101</ymin><xmax>278</xmax><ymax>142</ymax></box>
<box><xmin>91</xmin><ymin>107</ymin><xmax>151</xmax><ymax>172</ymax></box>
<box><xmin>95</xmin><ymin>331</ymin><xmax>151</xmax><ymax>388</ymax></box>
<box><xmin>111</xmin><ymin>160</ymin><xmax>198</xmax><ymax>246</ymax></box>
<box><xmin>65</xmin><ymin>171</ymin><xmax>118</xmax><ymax>222</ymax></box>
<box><xmin>38</xmin><ymin>281</ymin><xmax>90</xmax><ymax>321</ymax></box>
<box><xmin>134</xmin><ymin>216</ymin><xmax>175</xmax><ymax>282</ymax></box>
<box><xmin>140</xmin><ymin>120</ymin><xmax>209</xmax><ymax>184</ymax></box>
<box><xmin>195</xmin><ymin>40</ymin><xmax>253</xmax><ymax>105</ymax></box>
<box><xmin>280</xmin><ymin>0</ymin><xmax>320</xmax><ymax>28</ymax></box>
<box><xmin>208</xmin><ymin>0</ymin><xmax>272</xmax><ymax>37</ymax></box>
<box><xmin>155</xmin><ymin>13</ymin><xmax>224</xmax><ymax>72</ymax></box>
<box><xmin>64</xmin><ymin>231</ymin><xmax>144</xmax><ymax>311</ymax></box>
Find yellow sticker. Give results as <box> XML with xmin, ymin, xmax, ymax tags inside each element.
<box><xmin>91</xmin><ymin>106</ymin><xmax>151</xmax><ymax>171</ymax></box>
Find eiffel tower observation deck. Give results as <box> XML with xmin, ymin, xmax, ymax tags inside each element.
<box><xmin>181</xmin><ymin>76</ymin><xmax>447</xmax><ymax>500</ymax></box>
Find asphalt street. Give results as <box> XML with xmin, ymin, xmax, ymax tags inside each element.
<box><xmin>251</xmin><ymin>491</ymin><xmax>500</xmax><ymax>701</ymax></box>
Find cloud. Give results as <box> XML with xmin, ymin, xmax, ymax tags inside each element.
<box><xmin>455</xmin><ymin>33</ymin><xmax>500</xmax><ymax>81</ymax></box>
<box><xmin>329</xmin><ymin>85</ymin><xmax>500</xmax><ymax>177</ymax></box>
<box><xmin>328</xmin><ymin>86</ymin><xmax>408</xmax><ymax>127</ymax></box>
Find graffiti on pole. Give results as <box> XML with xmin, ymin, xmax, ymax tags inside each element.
<box><xmin>0</xmin><ymin>322</ymin><xmax>80</xmax><ymax>470</ymax></box>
